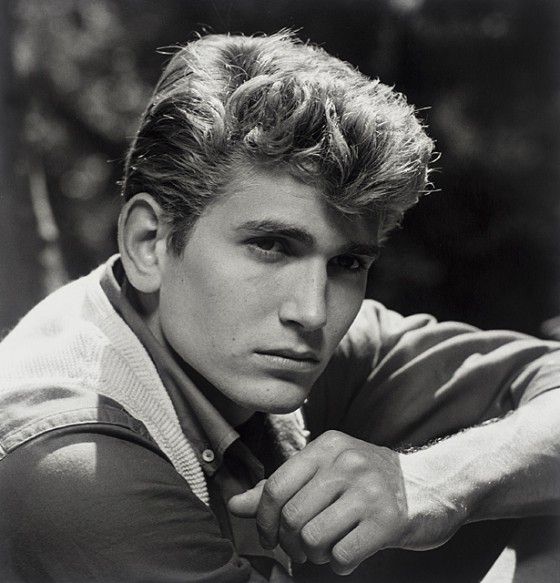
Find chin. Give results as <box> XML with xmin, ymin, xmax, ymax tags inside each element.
<box><xmin>237</xmin><ymin>378</ymin><xmax>312</xmax><ymax>415</ymax></box>
<box><xmin>258</xmin><ymin>401</ymin><xmax>304</xmax><ymax>415</ymax></box>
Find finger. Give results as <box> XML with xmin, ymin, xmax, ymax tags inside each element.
<box><xmin>299</xmin><ymin>493</ymin><xmax>362</xmax><ymax>565</ymax></box>
<box><xmin>277</xmin><ymin>531</ymin><xmax>307</xmax><ymax>566</ymax></box>
<box><xmin>331</xmin><ymin>522</ymin><xmax>383</xmax><ymax>576</ymax></box>
<box><xmin>228</xmin><ymin>480</ymin><xmax>266</xmax><ymax>517</ymax></box>
<box><xmin>256</xmin><ymin>431</ymin><xmax>349</xmax><ymax>549</ymax></box>
<box><xmin>256</xmin><ymin>448</ymin><xmax>321</xmax><ymax>548</ymax></box>
<box><xmin>277</xmin><ymin>472</ymin><xmax>343</xmax><ymax>565</ymax></box>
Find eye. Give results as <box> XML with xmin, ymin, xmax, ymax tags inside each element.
<box><xmin>331</xmin><ymin>254</ymin><xmax>366</xmax><ymax>272</ymax></box>
<box><xmin>247</xmin><ymin>237</ymin><xmax>288</xmax><ymax>260</ymax></box>
<box><xmin>252</xmin><ymin>239</ymin><xmax>283</xmax><ymax>252</ymax></box>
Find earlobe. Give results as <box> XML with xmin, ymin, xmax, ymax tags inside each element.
<box><xmin>118</xmin><ymin>193</ymin><xmax>169</xmax><ymax>294</ymax></box>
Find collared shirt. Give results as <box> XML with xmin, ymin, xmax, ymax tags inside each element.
<box><xmin>0</xmin><ymin>258</ymin><xmax>291</xmax><ymax>583</ymax></box>
<box><xmin>1</xmin><ymin>256</ymin><xmax>559</xmax><ymax>582</ymax></box>
<box><xmin>100</xmin><ymin>258</ymin><xmax>292</xmax><ymax>577</ymax></box>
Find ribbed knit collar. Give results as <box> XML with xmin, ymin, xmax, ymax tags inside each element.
<box><xmin>99</xmin><ymin>256</ymin><xmax>240</xmax><ymax>474</ymax></box>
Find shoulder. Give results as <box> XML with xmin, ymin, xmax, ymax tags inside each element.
<box><xmin>0</xmin><ymin>427</ymin><xmax>213</xmax><ymax>528</ymax></box>
<box><xmin>0</xmin><ymin>427</ymin><xmax>214</xmax><ymax>532</ymax></box>
<box><xmin>0</xmin><ymin>264</ymin><xmax>118</xmax><ymax>396</ymax></box>
<box><xmin>325</xmin><ymin>299</ymin><xmax>439</xmax><ymax>375</ymax></box>
<box><xmin>0</xmin><ymin>428</ymin><xmax>246</xmax><ymax>581</ymax></box>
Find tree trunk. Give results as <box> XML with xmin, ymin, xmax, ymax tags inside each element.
<box><xmin>0</xmin><ymin>0</ymin><xmax>44</xmax><ymax>335</ymax></box>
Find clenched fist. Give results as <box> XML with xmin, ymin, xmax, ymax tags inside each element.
<box><xmin>229</xmin><ymin>430</ymin><xmax>466</xmax><ymax>576</ymax></box>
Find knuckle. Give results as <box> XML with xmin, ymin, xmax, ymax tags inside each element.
<box><xmin>335</xmin><ymin>448</ymin><xmax>368</xmax><ymax>472</ymax></box>
<box><xmin>280</xmin><ymin>502</ymin><xmax>301</xmax><ymax>530</ymax></box>
<box><xmin>332</xmin><ymin>543</ymin><xmax>355</xmax><ymax>568</ymax></box>
<box><xmin>301</xmin><ymin>522</ymin><xmax>323</xmax><ymax>549</ymax></box>
<box><xmin>318</xmin><ymin>429</ymin><xmax>344</xmax><ymax>449</ymax></box>
<box><xmin>361</xmin><ymin>482</ymin><xmax>383</xmax><ymax>503</ymax></box>
<box><xmin>345</xmin><ymin>496</ymin><xmax>367</xmax><ymax>518</ymax></box>
<box><xmin>381</xmin><ymin>504</ymin><xmax>399</xmax><ymax>524</ymax></box>
<box><xmin>262</xmin><ymin>475</ymin><xmax>282</xmax><ymax>501</ymax></box>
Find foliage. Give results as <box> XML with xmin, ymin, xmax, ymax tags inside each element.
<box><xmin>8</xmin><ymin>0</ymin><xmax>560</xmax><ymax>334</ymax></box>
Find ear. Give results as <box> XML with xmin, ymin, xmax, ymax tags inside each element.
<box><xmin>118</xmin><ymin>193</ymin><xmax>170</xmax><ymax>293</ymax></box>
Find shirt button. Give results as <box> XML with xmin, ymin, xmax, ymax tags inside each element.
<box><xmin>202</xmin><ymin>449</ymin><xmax>215</xmax><ymax>463</ymax></box>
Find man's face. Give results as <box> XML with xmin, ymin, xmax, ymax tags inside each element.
<box><xmin>156</xmin><ymin>167</ymin><xmax>379</xmax><ymax>415</ymax></box>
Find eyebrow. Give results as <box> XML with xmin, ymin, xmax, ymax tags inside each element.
<box><xmin>237</xmin><ymin>219</ymin><xmax>381</xmax><ymax>258</ymax></box>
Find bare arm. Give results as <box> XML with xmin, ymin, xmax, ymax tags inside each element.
<box><xmin>400</xmin><ymin>388</ymin><xmax>560</xmax><ymax>530</ymax></box>
<box><xmin>229</xmin><ymin>389</ymin><xmax>560</xmax><ymax>576</ymax></box>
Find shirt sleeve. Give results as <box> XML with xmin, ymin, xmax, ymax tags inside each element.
<box><xmin>305</xmin><ymin>299</ymin><xmax>560</xmax><ymax>448</ymax></box>
<box><xmin>0</xmin><ymin>426</ymin><xmax>270</xmax><ymax>583</ymax></box>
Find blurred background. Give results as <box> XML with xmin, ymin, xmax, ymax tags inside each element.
<box><xmin>1</xmin><ymin>0</ymin><xmax>559</xmax><ymax>337</ymax></box>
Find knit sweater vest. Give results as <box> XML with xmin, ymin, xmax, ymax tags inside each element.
<box><xmin>0</xmin><ymin>264</ymin><xmax>210</xmax><ymax>504</ymax></box>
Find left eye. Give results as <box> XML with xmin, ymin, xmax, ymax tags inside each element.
<box><xmin>332</xmin><ymin>255</ymin><xmax>363</xmax><ymax>271</ymax></box>
<box><xmin>253</xmin><ymin>239</ymin><xmax>283</xmax><ymax>253</ymax></box>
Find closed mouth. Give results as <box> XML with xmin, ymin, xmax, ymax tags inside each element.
<box><xmin>256</xmin><ymin>349</ymin><xmax>321</xmax><ymax>363</ymax></box>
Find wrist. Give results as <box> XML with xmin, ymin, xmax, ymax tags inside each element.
<box><xmin>397</xmin><ymin>449</ymin><xmax>473</xmax><ymax>550</ymax></box>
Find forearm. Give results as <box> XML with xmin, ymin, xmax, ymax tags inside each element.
<box><xmin>229</xmin><ymin>389</ymin><xmax>560</xmax><ymax>573</ymax></box>
<box><xmin>399</xmin><ymin>388</ymin><xmax>560</xmax><ymax>533</ymax></box>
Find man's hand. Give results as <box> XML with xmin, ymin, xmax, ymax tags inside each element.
<box><xmin>228</xmin><ymin>430</ymin><xmax>465</xmax><ymax>575</ymax></box>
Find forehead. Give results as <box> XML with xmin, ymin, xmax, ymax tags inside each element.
<box><xmin>203</xmin><ymin>167</ymin><xmax>380</xmax><ymax>249</ymax></box>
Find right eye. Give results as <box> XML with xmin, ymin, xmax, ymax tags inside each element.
<box><xmin>246</xmin><ymin>238</ymin><xmax>288</xmax><ymax>260</ymax></box>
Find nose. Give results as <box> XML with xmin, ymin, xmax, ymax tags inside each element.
<box><xmin>278</xmin><ymin>262</ymin><xmax>328</xmax><ymax>331</ymax></box>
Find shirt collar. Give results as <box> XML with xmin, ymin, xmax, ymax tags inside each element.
<box><xmin>100</xmin><ymin>255</ymin><xmax>239</xmax><ymax>474</ymax></box>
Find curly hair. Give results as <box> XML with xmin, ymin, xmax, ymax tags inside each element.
<box><xmin>121</xmin><ymin>31</ymin><xmax>435</xmax><ymax>252</ymax></box>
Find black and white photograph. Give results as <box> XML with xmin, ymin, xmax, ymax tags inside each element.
<box><xmin>0</xmin><ymin>1</ymin><xmax>559</xmax><ymax>581</ymax></box>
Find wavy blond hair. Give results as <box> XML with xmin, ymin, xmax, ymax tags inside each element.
<box><xmin>121</xmin><ymin>31</ymin><xmax>435</xmax><ymax>251</ymax></box>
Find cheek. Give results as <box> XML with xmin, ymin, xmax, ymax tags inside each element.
<box><xmin>160</xmin><ymin>260</ymin><xmax>274</xmax><ymax>355</ymax></box>
<box><xmin>326</xmin><ymin>283</ymin><xmax>366</xmax><ymax>346</ymax></box>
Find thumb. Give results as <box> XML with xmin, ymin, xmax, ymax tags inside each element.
<box><xmin>228</xmin><ymin>479</ymin><xmax>266</xmax><ymax>517</ymax></box>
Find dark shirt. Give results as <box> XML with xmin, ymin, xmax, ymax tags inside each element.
<box><xmin>101</xmin><ymin>259</ymin><xmax>291</xmax><ymax>575</ymax></box>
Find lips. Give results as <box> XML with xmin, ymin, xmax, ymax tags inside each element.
<box><xmin>256</xmin><ymin>348</ymin><xmax>321</xmax><ymax>363</ymax></box>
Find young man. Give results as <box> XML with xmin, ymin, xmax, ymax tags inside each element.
<box><xmin>0</xmin><ymin>32</ymin><xmax>558</xmax><ymax>582</ymax></box>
